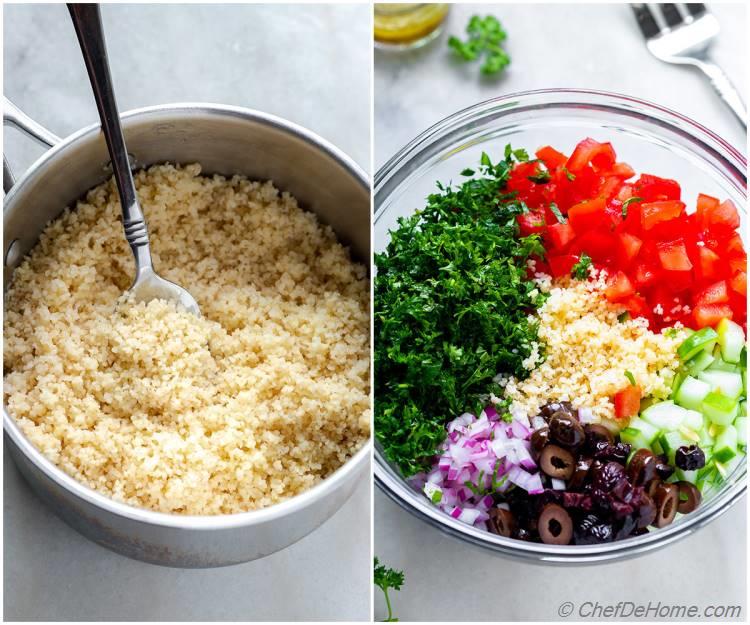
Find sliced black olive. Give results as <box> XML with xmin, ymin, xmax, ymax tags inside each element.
<box><xmin>652</xmin><ymin>482</ymin><xmax>679</xmax><ymax>528</ymax></box>
<box><xmin>634</xmin><ymin>491</ymin><xmax>657</xmax><ymax>529</ymax></box>
<box><xmin>654</xmin><ymin>455</ymin><xmax>675</xmax><ymax>480</ymax></box>
<box><xmin>538</xmin><ymin>503</ymin><xmax>573</xmax><ymax>545</ymax></box>
<box><xmin>539</xmin><ymin>444</ymin><xmax>576</xmax><ymax>479</ymax></box>
<box><xmin>645</xmin><ymin>478</ymin><xmax>662</xmax><ymax>499</ymax></box>
<box><xmin>626</xmin><ymin>448</ymin><xmax>657</xmax><ymax>486</ymax></box>
<box><xmin>531</xmin><ymin>427</ymin><xmax>550</xmax><ymax>454</ymax></box>
<box><xmin>549</xmin><ymin>413</ymin><xmax>585</xmax><ymax>448</ymax></box>
<box><xmin>568</xmin><ymin>456</ymin><xmax>593</xmax><ymax>490</ymax></box>
<box><xmin>675</xmin><ymin>445</ymin><xmax>706</xmax><ymax>471</ymax></box>
<box><xmin>676</xmin><ymin>481</ymin><xmax>702</xmax><ymax>514</ymax></box>
<box><xmin>487</xmin><ymin>508</ymin><xmax>516</xmax><ymax>537</ymax></box>
<box><xmin>584</xmin><ymin>423</ymin><xmax>613</xmax><ymax>447</ymax></box>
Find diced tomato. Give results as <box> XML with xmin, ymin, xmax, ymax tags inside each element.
<box><xmin>697</xmin><ymin>197</ymin><xmax>740</xmax><ymax>232</ymax></box>
<box><xmin>609</xmin><ymin>162</ymin><xmax>636</xmax><ymax>179</ymax></box>
<box><xmin>696</xmin><ymin>246</ymin><xmax>724</xmax><ymax>282</ymax></box>
<box><xmin>614</xmin><ymin>385</ymin><xmax>642</xmax><ymax>419</ymax></box>
<box><xmin>695</xmin><ymin>280</ymin><xmax>730</xmax><ymax>306</ymax></box>
<box><xmin>604</xmin><ymin>271</ymin><xmax>635</xmax><ymax>302</ymax></box>
<box><xmin>641</xmin><ymin>200</ymin><xmax>685</xmax><ymax>231</ymax></box>
<box><xmin>547</xmin><ymin>254</ymin><xmax>580</xmax><ymax>278</ymax></box>
<box><xmin>517</xmin><ymin>209</ymin><xmax>547</xmax><ymax>236</ymax></box>
<box><xmin>693</xmin><ymin>304</ymin><xmax>733</xmax><ymax>328</ymax></box>
<box><xmin>657</xmin><ymin>239</ymin><xmax>693</xmax><ymax>271</ymax></box>
<box><xmin>568</xmin><ymin>197</ymin><xmax>607</xmax><ymax>233</ymax></box>
<box><xmin>566</xmin><ymin>138</ymin><xmax>617</xmax><ymax>173</ymax></box>
<box><xmin>570</xmin><ymin>230</ymin><xmax>617</xmax><ymax>264</ymax></box>
<box><xmin>633</xmin><ymin>262</ymin><xmax>658</xmax><ymax>289</ymax></box>
<box><xmin>661</xmin><ymin>269</ymin><xmax>694</xmax><ymax>294</ymax></box>
<box><xmin>729</xmin><ymin>256</ymin><xmax>747</xmax><ymax>275</ymax></box>
<box><xmin>730</xmin><ymin>272</ymin><xmax>747</xmax><ymax>297</ymax></box>
<box><xmin>622</xmin><ymin>294</ymin><xmax>650</xmax><ymax>320</ymax></box>
<box><xmin>616</xmin><ymin>233</ymin><xmax>642</xmax><ymax>267</ymax></box>
<box><xmin>599</xmin><ymin>176</ymin><xmax>624</xmax><ymax>201</ymax></box>
<box><xmin>633</xmin><ymin>174</ymin><xmax>681</xmax><ymax>201</ymax></box>
<box><xmin>535</xmin><ymin>145</ymin><xmax>568</xmax><ymax>170</ymax></box>
<box><xmin>725</xmin><ymin>233</ymin><xmax>745</xmax><ymax>257</ymax></box>
<box><xmin>547</xmin><ymin>223</ymin><xmax>576</xmax><ymax>251</ymax></box>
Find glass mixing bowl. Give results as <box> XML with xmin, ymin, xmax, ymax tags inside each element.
<box><xmin>374</xmin><ymin>89</ymin><xmax>747</xmax><ymax>563</ymax></box>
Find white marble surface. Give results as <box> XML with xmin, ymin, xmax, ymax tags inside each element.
<box><xmin>374</xmin><ymin>3</ymin><xmax>747</xmax><ymax>621</ymax></box>
<box><xmin>4</xmin><ymin>4</ymin><xmax>371</xmax><ymax>622</ymax></box>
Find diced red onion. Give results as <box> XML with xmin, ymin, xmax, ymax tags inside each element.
<box><xmin>551</xmin><ymin>478</ymin><xmax>566</xmax><ymax>490</ymax></box>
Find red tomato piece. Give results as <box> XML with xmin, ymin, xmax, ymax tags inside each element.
<box><xmin>633</xmin><ymin>174</ymin><xmax>681</xmax><ymax>201</ymax></box>
<box><xmin>616</xmin><ymin>233</ymin><xmax>642</xmax><ymax>267</ymax></box>
<box><xmin>633</xmin><ymin>263</ymin><xmax>658</xmax><ymax>289</ymax></box>
<box><xmin>657</xmin><ymin>240</ymin><xmax>693</xmax><ymax>271</ymax></box>
<box><xmin>622</xmin><ymin>294</ymin><xmax>650</xmax><ymax>320</ymax></box>
<box><xmin>640</xmin><ymin>200</ymin><xmax>685</xmax><ymax>231</ymax></box>
<box><xmin>614</xmin><ymin>385</ymin><xmax>642</xmax><ymax>419</ymax></box>
<box><xmin>697</xmin><ymin>197</ymin><xmax>740</xmax><ymax>232</ymax></box>
<box><xmin>661</xmin><ymin>269</ymin><xmax>694</xmax><ymax>294</ymax></box>
<box><xmin>696</xmin><ymin>246</ymin><xmax>724</xmax><ymax>282</ymax></box>
<box><xmin>695</xmin><ymin>280</ymin><xmax>730</xmax><ymax>305</ymax></box>
<box><xmin>730</xmin><ymin>272</ymin><xmax>747</xmax><ymax>297</ymax></box>
<box><xmin>535</xmin><ymin>145</ymin><xmax>568</xmax><ymax>170</ymax></box>
<box><xmin>570</xmin><ymin>230</ymin><xmax>617</xmax><ymax>264</ymax></box>
<box><xmin>693</xmin><ymin>304</ymin><xmax>733</xmax><ymax>328</ymax></box>
<box><xmin>547</xmin><ymin>223</ymin><xmax>576</xmax><ymax>251</ymax></box>
<box><xmin>729</xmin><ymin>256</ymin><xmax>747</xmax><ymax>275</ymax></box>
<box><xmin>610</xmin><ymin>162</ymin><xmax>636</xmax><ymax>179</ymax></box>
<box><xmin>604</xmin><ymin>271</ymin><xmax>635</xmax><ymax>302</ymax></box>
<box><xmin>547</xmin><ymin>254</ymin><xmax>580</xmax><ymax>278</ymax></box>
<box><xmin>568</xmin><ymin>197</ymin><xmax>608</xmax><ymax>233</ymax></box>
<box><xmin>517</xmin><ymin>209</ymin><xmax>547</xmax><ymax>237</ymax></box>
<box><xmin>566</xmin><ymin>138</ymin><xmax>617</xmax><ymax>173</ymax></box>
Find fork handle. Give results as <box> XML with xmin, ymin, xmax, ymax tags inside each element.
<box><xmin>695</xmin><ymin>60</ymin><xmax>747</xmax><ymax>129</ymax></box>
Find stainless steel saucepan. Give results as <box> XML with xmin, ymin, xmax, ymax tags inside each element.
<box><xmin>3</xmin><ymin>100</ymin><xmax>371</xmax><ymax>568</ymax></box>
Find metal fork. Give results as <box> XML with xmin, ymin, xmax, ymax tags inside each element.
<box><xmin>631</xmin><ymin>3</ymin><xmax>747</xmax><ymax>128</ymax></box>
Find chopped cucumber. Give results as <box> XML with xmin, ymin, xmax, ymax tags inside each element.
<box><xmin>621</xmin><ymin>417</ymin><xmax>660</xmax><ymax>446</ymax></box>
<box><xmin>697</xmin><ymin>370</ymin><xmax>744</xmax><ymax>400</ymax></box>
<box><xmin>641</xmin><ymin>401</ymin><xmax>687</xmax><ymax>430</ymax></box>
<box><xmin>674</xmin><ymin>376</ymin><xmax>712</xmax><ymax>410</ymax></box>
<box><xmin>716</xmin><ymin>318</ymin><xmax>745</xmax><ymax>364</ymax></box>
<box><xmin>674</xmin><ymin>468</ymin><xmax>699</xmax><ymax>484</ymax></box>
<box><xmin>687</xmin><ymin>350</ymin><xmax>715</xmax><ymax>376</ymax></box>
<box><xmin>658</xmin><ymin>430</ymin><xmax>691</xmax><ymax>464</ymax></box>
<box><xmin>683</xmin><ymin>409</ymin><xmax>704</xmax><ymax>431</ymax></box>
<box><xmin>713</xmin><ymin>426</ymin><xmax>738</xmax><ymax>463</ymax></box>
<box><xmin>677</xmin><ymin>327</ymin><xmax>718</xmax><ymax>361</ymax></box>
<box><xmin>741</xmin><ymin>401</ymin><xmax>747</xmax><ymax>418</ymax></box>
<box><xmin>701</xmin><ymin>391</ymin><xmax>739</xmax><ymax>426</ymax></box>
<box><xmin>706</xmin><ymin>356</ymin><xmax>739</xmax><ymax>373</ymax></box>
<box><xmin>735</xmin><ymin>416</ymin><xmax>747</xmax><ymax>447</ymax></box>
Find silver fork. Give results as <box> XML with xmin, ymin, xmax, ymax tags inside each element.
<box><xmin>631</xmin><ymin>3</ymin><xmax>747</xmax><ymax>128</ymax></box>
<box><xmin>68</xmin><ymin>4</ymin><xmax>201</xmax><ymax>316</ymax></box>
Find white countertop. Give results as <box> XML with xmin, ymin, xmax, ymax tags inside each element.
<box><xmin>374</xmin><ymin>3</ymin><xmax>746</xmax><ymax>621</ymax></box>
<box><xmin>4</xmin><ymin>4</ymin><xmax>371</xmax><ymax>621</ymax></box>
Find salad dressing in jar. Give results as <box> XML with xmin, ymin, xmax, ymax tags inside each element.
<box><xmin>374</xmin><ymin>3</ymin><xmax>450</xmax><ymax>49</ymax></box>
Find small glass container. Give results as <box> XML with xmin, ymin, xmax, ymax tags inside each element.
<box><xmin>374</xmin><ymin>3</ymin><xmax>450</xmax><ymax>50</ymax></box>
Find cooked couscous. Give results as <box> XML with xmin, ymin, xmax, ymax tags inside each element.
<box><xmin>498</xmin><ymin>272</ymin><xmax>688</xmax><ymax>426</ymax></box>
<box><xmin>4</xmin><ymin>163</ymin><xmax>370</xmax><ymax>515</ymax></box>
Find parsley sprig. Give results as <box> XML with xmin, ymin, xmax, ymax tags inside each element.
<box><xmin>375</xmin><ymin>147</ymin><xmax>547</xmax><ymax>475</ymax></box>
<box><xmin>374</xmin><ymin>558</ymin><xmax>404</xmax><ymax>622</ymax></box>
<box><xmin>448</xmin><ymin>15</ymin><xmax>510</xmax><ymax>76</ymax></box>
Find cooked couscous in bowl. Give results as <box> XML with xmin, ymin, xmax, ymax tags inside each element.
<box><xmin>4</xmin><ymin>163</ymin><xmax>371</xmax><ymax>516</ymax></box>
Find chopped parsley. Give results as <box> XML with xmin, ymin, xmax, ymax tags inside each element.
<box><xmin>562</xmin><ymin>167</ymin><xmax>576</xmax><ymax>181</ymax></box>
<box><xmin>570</xmin><ymin>253</ymin><xmax>593</xmax><ymax>280</ymax></box>
<box><xmin>375</xmin><ymin>148</ymin><xmax>547</xmax><ymax>475</ymax></box>
<box><xmin>617</xmin><ymin>311</ymin><xmax>631</xmax><ymax>323</ymax></box>
<box><xmin>624</xmin><ymin>370</ymin><xmax>637</xmax><ymax>386</ymax></box>
<box><xmin>448</xmin><ymin>15</ymin><xmax>510</xmax><ymax>76</ymax></box>
<box><xmin>374</xmin><ymin>558</ymin><xmax>404</xmax><ymax>622</ymax></box>
<box><xmin>549</xmin><ymin>202</ymin><xmax>567</xmax><ymax>224</ymax></box>
<box><xmin>527</xmin><ymin>169</ymin><xmax>551</xmax><ymax>184</ymax></box>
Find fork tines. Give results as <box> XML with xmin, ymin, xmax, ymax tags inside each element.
<box><xmin>631</xmin><ymin>3</ymin><xmax>708</xmax><ymax>38</ymax></box>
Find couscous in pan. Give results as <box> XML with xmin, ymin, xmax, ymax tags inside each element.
<box><xmin>3</xmin><ymin>100</ymin><xmax>371</xmax><ymax>568</ymax></box>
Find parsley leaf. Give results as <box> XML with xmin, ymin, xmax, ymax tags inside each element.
<box><xmin>527</xmin><ymin>170</ymin><xmax>551</xmax><ymax>184</ymax></box>
<box><xmin>562</xmin><ymin>167</ymin><xmax>576</xmax><ymax>181</ymax></box>
<box><xmin>549</xmin><ymin>202</ymin><xmax>567</xmax><ymax>224</ymax></box>
<box><xmin>374</xmin><ymin>148</ymin><xmax>547</xmax><ymax>475</ymax></box>
<box><xmin>460</xmin><ymin>168</ymin><xmax>475</xmax><ymax>176</ymax></box>
<box><xmin>374</xmin><ymin>558</ymin><xmax>405</xmax><ymax>622</ymax></box>
<box><xmin>570</xmin><ymin>253</ymin><xmax>592</xmax><ymax>280</ymax></box>
<box><xmin>448</xmin><ymin>15</ymin><xmax>510</xmax><ymax>77</ymax></box>
<box><xmin>625</xmin><ymin>370</ymin><xmax>636</xmax><ymax>386</ymax></box>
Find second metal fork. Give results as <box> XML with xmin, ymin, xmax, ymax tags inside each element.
<box><xmin>632</xmin><ymin>3</ymin><xmax>747</xmax><ymax>128</ymax></box>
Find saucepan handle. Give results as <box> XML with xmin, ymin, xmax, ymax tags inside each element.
<box><xmin>3</xmin><ymin>97</ymin><xmax>63</xmax><ymax>193</ymax></box>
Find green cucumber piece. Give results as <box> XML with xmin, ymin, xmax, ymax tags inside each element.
<box><xmin>641</xmin><ymin>401</ymin><xmax>687</xmax><ymax>430</ymax></box>
<box><xmin>683</xmin><ymin>409</ymin><xmax>704</xmax><ymax>431</ymax></box>
<box><xmin>713</xmin><ymin>426</ymin><xmax>738</xmax><ymax>463</ymax></box>
<box><xmin>687</xmin><ymin>350</ymin><xmax>715</xmax><ymax>376</ymax></box>
<box><xmin>658</xmin><ymin>430</ymin><xmax>691</xmax><ymax>464</ymax></box>
<box><xmin>623</xmin><ymin>417</ymin><xmax>660</xmax><ymax>445</ymax></box>
<box><xmin>706</xmin><ymin>357</ymin><xmax>739</xmax><ymax>372</ymax></box>
<box><xmin>701</xmin><ymin>391</ymin><xmax>739</xmax><ymax>426</ymax></box>
<box><xmin>735</xmin><ymin>416</ymin><xmax>747</xmax><ymax>447</ymax></box>
<box><xmin>716</xmin><ymin>318</ymin><xmax>745</xmax><ymax>364</ymax></box>
<box><xmin>698</xmin><ymin>370</ymin><xmax>744</xmax><ymax>400</ymax></box>
<box><xmin>674</xmin><ymin>376</ymin><xmax>712</xmax><ymax>410</ymax></box>
<box><xmin>675</xmin><ymin>468</ymin><xmax>699</xmax><ymax>484</ymax></box>
<box><xmin>677</xmin><ymin>327</ymin><xmax>718</xmax><ymax>361</ymax></box>
<box><xmin>741</xmin><ymin>401</ymin><xmax>747</xmax><ymax>418</ymax></box>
